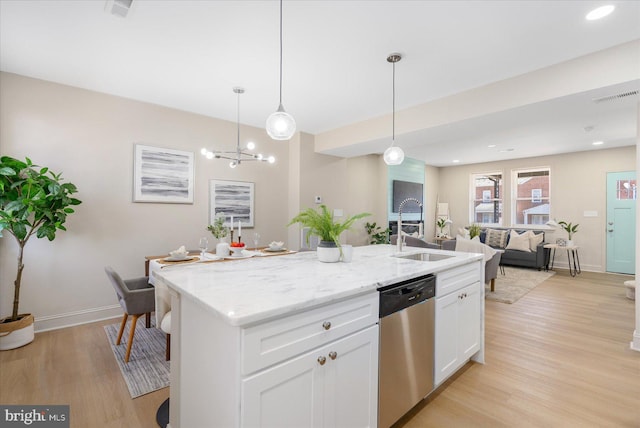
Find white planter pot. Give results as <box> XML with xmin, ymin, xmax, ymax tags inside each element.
<box><xmin>566</xmin><ymin>240</ymin><xmax>574</xmax><ymax>247</ymax></box>
<box><xmin>0</xmin><ymin>314</ymin><xmax>35</xmax><ymax>350</ymax></box>
<box><xmin>317</xmin><ymin>241</ymin><xmax>341</xmax><ymax>263</ymax></box>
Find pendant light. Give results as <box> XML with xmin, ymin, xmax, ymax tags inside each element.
<box><xmin>265</xmin><ymin>0</ymin><xmax>296</xmax><ymax>140</ymax></box>
<box><xmin>201</xmin><ymin>87</ymin><xmax>276</xmax><ymax>168</ymax></box>
<box><xmin>383</xmin><ymin>53</ymin><xmax>405</xmax><ymax>166</ymax></box>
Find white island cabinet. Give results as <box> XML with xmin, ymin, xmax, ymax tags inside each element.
<box><xmin>434</xmin><ymin>260</ymin><xmax>484</xmax><ymax>386</ymax></box>
<box><xmin>154</xmin><ymin>245</ymin><xmax>484</xmax><ymax>428</ymax></box>
<box><xmin>170</xmin><ymin>288</ymin><xmax>379</xmax><ymax>428</ymax></box>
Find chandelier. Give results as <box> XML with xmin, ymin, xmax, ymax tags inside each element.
<box><xmin>383</xmin><ymin>53</ymin><xmax>405</xmax><ymax>166</ymax></box>
<box><xmin>201</xmin><ymin>87</ymin><xmax>275</xmax><ymax>168</ymax></box>
<box><xmin>265</xmin><ymin>0</ymin><xmax>296</xmax><ymax>140</ymax></box>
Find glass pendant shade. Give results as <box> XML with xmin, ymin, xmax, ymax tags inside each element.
<box><xmin>266</xmin><ymin>104</ymin><xmax>296</xmax><ymax>140</ymax></box>
<box><xmin>384</xmin><ymin>145</ymin><xmax>405</xmax><ymax>165</ymax></box>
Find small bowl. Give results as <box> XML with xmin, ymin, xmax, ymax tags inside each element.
<box><xmin>269</xmin><ymin>241</ymin><xmax>284</xmax><ymax>251</ymax></box>
<box><xmin>169</xmin><ymin>251</ymin><xmax>189</xmax><ymax>259</ymax></box>
<box><xmin>230</xmin><ymin>246</ymin><xmax>245</xmax><ymax>257</ymax></box>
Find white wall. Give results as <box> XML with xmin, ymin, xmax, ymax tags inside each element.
<box><xmin>437</xmin><ymin>146</ymin><xmax>636</xmax><ymax>272</ymax></box>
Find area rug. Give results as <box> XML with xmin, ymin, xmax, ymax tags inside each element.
<box><xmin>486</xmin><ymin>267</ymin><xmax>555</xmax><ymax>304</ymax></box>
<box><xmin>104</xmin><ymin>319</ymin><xmax>170</xmax><ymax>398</ymax></box>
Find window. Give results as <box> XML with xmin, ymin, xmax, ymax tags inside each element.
<box><xmin>513</xmin><ymin>168</ymin><xmax>550</xmax><ymax>225</ymax></box>
<box><xmin>616</xmin><ymin>179</ymin><xmax>637</xmax><ymax>200</ymax></box>
<box><xmin>471</xmin><ymin>172</ymin><xmax>503</xmax><ymax>225</ymax></box>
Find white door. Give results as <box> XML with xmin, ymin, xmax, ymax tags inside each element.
<box><xmin>241</xmin><ymin>347</ymin><xmax>324</xmax><ymax>427</ymax></box>
<box><xmin>324</xmin><ymin>326</ymin><xmax>378</xmax><ymax>428</ymax></box>
<box><xmin>606</xmin><ymin>171</ymin><xmax>636</xmax><ymax>274</ymax></box>
<box><xmin>458</xmin><ymin>283</ymin><xmax>481</xmax><ymax>360</ymax></box>
<box><xmin>434</xmin><ymin>291</ymin><xmax>460</xmax><ymax>385</ymax></box>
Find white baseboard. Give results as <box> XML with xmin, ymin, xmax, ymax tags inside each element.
<box><xmin>34</xmin><ymin>304</ymin><xmax>122</xmax><ymax>333</ymax></box>
<box><xmin>631</xmin><ymin>330</ymin><xmax>640</xmax><ymax>353</ymax></box>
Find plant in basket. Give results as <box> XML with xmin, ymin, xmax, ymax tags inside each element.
<box><xmin>0</xmin><ymin>156</ymin><xmax>81</xmax><ymax>349</ymax></box>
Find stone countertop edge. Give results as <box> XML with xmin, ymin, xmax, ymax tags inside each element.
<box><xmin>154</xmin><ymin>245</ymin><xmax>483</xmax><ymax>327</ymax></box>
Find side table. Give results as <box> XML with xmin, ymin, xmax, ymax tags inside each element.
<box><xmin>544</xmin><ymin>244</ymin><xmax>581</xmax><ymax>277</ymax></box>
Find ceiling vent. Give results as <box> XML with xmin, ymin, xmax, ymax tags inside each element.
<box><xmin>592</xmin><ymin>90</ymin><xmax>639</xmax><ymax>104</ymax></box>
<box><xmin>105</xmin><ymin>0</ymin><xmax>133</xmax><ymax>18</ymax></box>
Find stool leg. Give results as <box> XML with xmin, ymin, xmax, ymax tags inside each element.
<box><xmin>125</xmin><ymin>314</ymin><xmax>140</xmax><ymax>363</ymax></box>
<box><xmin>490</xmin><ymin>278</ymin><xmax>495</xmax><ymax>292</ymax></box>
<box><xmin>146</xmin><ymin>312</ymin><xmax>151</xmax><ymax>328</ymax></box>
<box><xmin>116</xmin><ymin>313</ymin><xmax>128</xmax><ymax>345</ymax></box>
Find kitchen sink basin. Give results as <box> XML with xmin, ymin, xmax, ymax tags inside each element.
<box><xmin>395</xmin><ymin>252</ymin><xmax>455</xmax><ymax>262</ymax></box>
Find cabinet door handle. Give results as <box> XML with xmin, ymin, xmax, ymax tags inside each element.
<box><xmin>322</xmin><ymin>321</ymin><xmax>331</xmax><ymax>330</ymax></box>
<box><xmin>317</xmin><ymin>356</ymin><xmax>326</xmax><ymax>365</ymax></box>
<box><xmin>328</xmin><ymin>351</ymin><xmax>337</xmax><ymax>360</ymax></box>
<box><xmin>608</xmin><ymin>229</ymin><xmax>614</xmax><ymax>232</ymax></box>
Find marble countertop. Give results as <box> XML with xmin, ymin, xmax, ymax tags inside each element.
<box><xmin>153</xmin><ymin>244</ymin><xmax>482</xmax><ymax>327</ymax></box>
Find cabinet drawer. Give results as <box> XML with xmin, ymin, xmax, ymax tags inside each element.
<box><xmin>242</xmin><ymin>292</ymin><xmax>379</xmax><ymax>375</ymax></box>
<box><xmin>436</xmin><ymin>261</ymin><xmax>481</xmax><ymax>296</ymax></box>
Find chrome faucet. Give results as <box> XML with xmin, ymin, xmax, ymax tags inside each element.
<box><xmin>397</xmin><ymin>197</ymin><xmax>423</xmax><ymax>252</ymax></box>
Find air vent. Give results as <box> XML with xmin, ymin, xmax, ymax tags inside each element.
<box><xmin>592</xmin><ymin>90</ymin><xmax>639</xmax><ymax>103</ymax></box>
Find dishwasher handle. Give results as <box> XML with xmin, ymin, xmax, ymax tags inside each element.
<box><xmin>379</xmin><ymin>275</ymin><xmax>436</xmax><ymax>318</ymax></box>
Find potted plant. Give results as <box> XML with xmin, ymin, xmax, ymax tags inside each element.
<box><xmin>436</xmin><ymin>218</ymin><xmax>452</xmax><ymax>238</ymax></box>
<box><xmin>288</xmin><ymin>205</ymin><xmax>369</xmax><ymax>262</ymax></box>
<box><xmin>365</xmin><ymin>221</ymin><xmax>390</xmax><ymax>244</ymax></box>
<box><xmin>0</xmin><ymin>156</ymin><xmax>81</xmax><ymax>350</ymax></box>
<box><xmin>207</xmin><ymin>213</ymin><xmax>231</xmax><ymax>256</ymax></box>
<box><xmin>558</xmin><ymin>221</ymin><xmax>578</xmax><ymax>246</ymax></box>
<box><xmin>468</xmin><ymin>223</ymin><xmax>482</xmax><ymax>240</ymax></box>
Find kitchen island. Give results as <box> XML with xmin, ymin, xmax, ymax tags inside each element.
<box><xmin>153</xmin><ymin>244</ymin><xmax>484</xmax><ymax>428</ymax></box>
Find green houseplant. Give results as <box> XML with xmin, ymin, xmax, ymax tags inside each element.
<box><xmin>0</xmin><ymin>156</ymin><xmax>81</xmax><ymax>349</ymax></box>
<box><xmin>288</xmin><ymin>205</ymin><xmax>369</xmax><ymax>262</ymax></box>
<box><xmin>365</xmin><ymin>221</ymin><xmax>389</xmax><ymax>244</ymax></box>
<box><xmin>558</xmin><ymin>221</ymin><xmax>578</xmax><ymax>244</ymax></box>
<box><xmin>468</xmin><ymin>223</ymin><xmax>482</xmax><ymax>240</ymax></box>
<box><xmin>207</xmin><ymin>213</ymin><xmax>230</xmax><ymax>240</ymax></box>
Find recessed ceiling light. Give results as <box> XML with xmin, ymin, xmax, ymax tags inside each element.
<box><xmin>586</xmin><ymin>5</ymin><xmax>615</xmax><ymax>20</ymax></box>
<box><xmin>487</xmin><ymin>144</ymin><xmax>496</xmax><ymax>148</ymax></box>
<box><xmin>499</xmin><ymin>148</ymin><xmax>514</xmax><ymax>153</ymax></box>
<box><xmin>592</xmin><ymin>141</ymin><xmax>604</xmax><ymax>145</ymax></box>
<box><xmin>452</xmin><ymin>159</ymin><xmax>460</xmax><ymax>163</ymax></box>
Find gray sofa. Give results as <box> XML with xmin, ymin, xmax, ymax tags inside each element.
<box><xmin>478</xmin><ymin>229</ymin><xmax>548</xmax><ymax>271</ymax></box>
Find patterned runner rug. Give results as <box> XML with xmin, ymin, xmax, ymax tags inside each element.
<box><xmin>486</xmin><ymin>267</ymin><xmax>555</xmax><ymax>304</ymax></box>
<box><xmin>104</xmin><ymin>319</ymin><xmax>170</xmax><ymax>398</ymax></box>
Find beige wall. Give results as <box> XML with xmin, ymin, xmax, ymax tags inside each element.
<box><xmin>289</xmin><ymin>133</ymin><xmax>384</xmax><ymax>248</ymax></box>
<box><xmin>0</xmin><ymin>72</ymin><xmax>290</xmax><ymax>330</ymax></box>
<box><xmin>1</xmin><ymin>71</ymin><xmax>635</xmax><ymax>332</ymax></box>
<box><xmin>0</xmin><ymin>72</ymin><xmax>388</xmax><ymax>330</ymax></box>
<box><xmin>437</xmin><ymin>146</ymin><xmax>636</xmax><ymax>272</ymax></box>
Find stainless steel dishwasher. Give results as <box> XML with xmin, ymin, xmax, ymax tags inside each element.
<box><xmin>378</xmin><ymin>274</ymin><xmax>436</xmax><ymax>428</ymax></box>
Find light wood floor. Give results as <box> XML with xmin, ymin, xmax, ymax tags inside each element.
<box><xmin>1</xmin><ymin>270</ymin><xmax>638</xmax><ymax>428</ymax></box>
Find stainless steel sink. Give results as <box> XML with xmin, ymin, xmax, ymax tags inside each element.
<box><xmin>395</xmin><ymin>252</ymin><xmax>455</xmax><ymax>262</ymax></box>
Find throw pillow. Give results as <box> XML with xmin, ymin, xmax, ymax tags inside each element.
<box><xmin>485</xmin><ymin>229</ymin><xmax>508</xmax><ymax>248</ymax></box>
<box><xmin>528</xmin><ymin>231</ymin><xmax>544</xmax><ymax>251</ymax></box>
<box><xmin>505</xmin><ymin>230</ymin><xmax>531</xmax><ymax>252</ymax></box>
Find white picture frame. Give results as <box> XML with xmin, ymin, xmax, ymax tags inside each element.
<box><xmin>210</xmin><ymin>180</ymin><xmax>254</xmax><ymax>228</ymax></box>
<box><xmin>133</xmin><ymin>144</ymin><xmax>194</xmax><ymax>203</ymax></box>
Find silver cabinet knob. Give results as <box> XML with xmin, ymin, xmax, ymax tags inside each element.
<box><xmin>328</xmin><ymin>351</ymin><xmax>337</xmax><ymax>360</ymax></box>
<box><xmin>322</xmin><ymin>321</ymin><xmax>331</xmax><ymax>330</ymax></box>
<box><xmin>317</xmin><ymin>356</ymin><xmax>326</xmax><ymax>365</ymax></box>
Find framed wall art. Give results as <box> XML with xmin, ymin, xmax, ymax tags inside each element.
<box><xmin>210</xmin><ymin>180</ymin><xmax>254</xmax><ymax>227</ymax></box>
<box><xmin>133</xmin><ymin>144</ymin><xmax>194</xmax><ymax>203</ymax></box>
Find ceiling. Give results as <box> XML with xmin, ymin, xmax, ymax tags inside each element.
<box><xmin>1</xmin><ymin>0</ymin><xmax>639</xmax><ymax>166</ymax></box>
